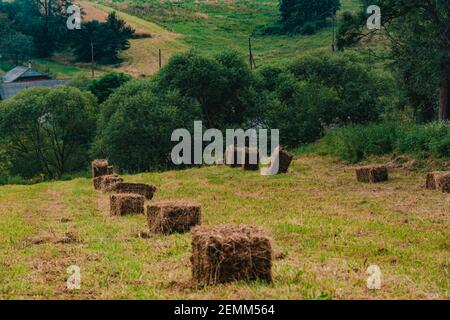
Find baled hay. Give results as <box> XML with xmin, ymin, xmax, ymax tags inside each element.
<box><xmin>101</xmin><ymin>175</ymin><xmax>124</xmax><ymax>192</ymax></box>
<box><xmin>426</xmin><ymin>172</ymin><xmax>450</xmax><ymax>192</ymax></box>
<box><xmin>356</xmin><ymin>165</ymin><xmax>388</xmax><ymax>183</ymax></box>
<box><xmin>243</xmin><ymin>147</ymin><xmax>259</xmax><ymax>171</ymax></box>
<box><xmin>278</xmin><ymin>148</ymin><xmax>294</xmax><ymax>173</ymax></box>
<box><xmin>93</xmin><ymin>174</ymin><xmax>123</xmax><ymax>191</ymax></box>
<box><xmin>91</xmin><ymin>159</ymin><xmax>109</xmax><ymax>178</ymax></box>
<box><xmin>112</xmin><ymin>182</ymin><xmax>157</xmax><ymax>200</ymax></box>
<box><xmin>438</xmin><ymin>174</ymin><xmax>450</xmax><ymax>193</ymax></box>
<box><xmin>110</xmin><ymin>193</ymin><xmax>145</xmax><ymax>216</ymax></box>
<box><xmin>93</xmin><ymin>176</ymin><xmax>104</xmax><ymax>190</ymax></box>
<box><xmin>191</xmin><ymin>224</ymin><xmax>272</xmax><ymax>285</ymax></box>
<box><xmin>147</xmin><ymin>201</ymin><xmax>201</xmax><ymax>235</ymax></box>
<box><xmin>107</xmin><ymin>166</ymin><xmax>115</xmax><ymax>175</ymax></box>
<box><xmin>260</xmin><ymin>147</ymin><xmax>294</xmax><ymax>175</ymax></box>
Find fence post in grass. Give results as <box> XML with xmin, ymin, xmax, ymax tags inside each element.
<box><xmin>331</xmin><ymin>13</ymin><xmax>336</xmax><ymax>52</ymax></box>
<box><xmin>248</xmin><ymin>37</ymin><xmax>256</xmax><ymax>69</ymax></box>
<box><xmin>159</xmin><ymin>49</ymin><xmax>162</xmax><ymax>69</ymax></box>
<box><xmin>90</xmin><ymin>40</ymin><xmax>95</xmax><ymax>78</ymax></box>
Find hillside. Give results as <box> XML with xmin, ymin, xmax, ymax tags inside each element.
<box><xmin>0</xmin><ymin>156</ymin><xmax>448</xmax><ymax>299</ymax></box>
<box><xmin>1</xmin><ymin>0</ymin><xmax>363</xmax><ymax>78</ymax></box>
<box><xmin>89</xmin><ymin>0</ymin><xmax>362</xmax><ymax>67</ymax></box>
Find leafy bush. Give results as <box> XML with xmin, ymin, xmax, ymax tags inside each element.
<box><xmin>260</xmin><ymin>72</ymin><xmax>340</xmax><ymax>148</ymax></box>
<box><xmin>88</xmin><ymin>72</ymin><xmax>132</xmax><ymax>103</ymax></box>
<box><xmin>279</xmin><ymin>0</ymin><xmax>340</xmax><ymax>34</ymax></box>
<box><xmin>0</xmin><ymin>87</ymin><xmax>97</xmax><ymax>179</ymax></box>
<box><xmin>257</xmin><ymin>52</ymin><xmax>396</xmax><ymax>149</ymax></box>
<box><xmin>309</xmin><ymin>122</ymin><xmax>450</xmax><ymax>163</ymax></box>
<box><xmin>94</xmin><ymin>79</ymin><xmax>201</xmax><ymax>172</ymax></box>
<box><xmin>155</xmin><ymin>50</ymin><xmax>258</xmax><ymax>129</ymax></box>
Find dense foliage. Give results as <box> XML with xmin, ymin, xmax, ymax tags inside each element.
<box><xmin>0</xmin><ymin>1</ymin><xmax>134</xmax><ymax>64</ymax></box>
<box><xmin>308</xmin><ymin>122</ymin><xmax>450</xmax><ymax>163</ymax></box>
<box><xmin>257</xmin><ymin>52</ymin><xmax>395</xmax><ymax>148</ymax></box>
<box><xmin>70</xmin><ymin>12</ymin><xmax>134</xmax><ymax>64</ymax></box>
<box><xmin>0</xmin><ymin>87</ymin><xmax>97</xmax><ymax>179</ymax></box>
<box><xmin>261</xmin><ymin>0</ymin><xmax>340</xmax><ymax>35</ymax></box>
<box><xmin>93</xmin><ymin>80</ymin><xmax>201</xmax><ymax>172</ymax></box>
<box><xmin>336</xmin><ymin>0</ymin><xmax>449</xmax><ymax>122</ymax></box>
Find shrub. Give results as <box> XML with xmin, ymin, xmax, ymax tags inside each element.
<box><xmin>94</xmin><ymin>79</ymin><xmax>201</xmax><ymax>172</ymax></box>
<box><xmin>155</xmin><ymin>50</ymin><xmax>257</xmax><ymax>129</ymax></box>
<box><xmin>309</xmin><ymin>122</ymin><xmax>450</xmax><ymax>163</ymax></box>
<box><xmin>0</xmin><ymin>87</ymin><xmax>97</xmax><ymax>178</ymax></box>
<box><xmin>261</xmin><ymin>72</ymin><xmax>340</xmax><ymax>148</ymax></box>
<box><xmin>257</xmin><ymin>52</ymin><xmax>395</xmax><ymax>149</ymax></box>
<box><xmin>88</xmin><ymin>72</ymin><xmax>132</xmax><ymax>103</ymax></box>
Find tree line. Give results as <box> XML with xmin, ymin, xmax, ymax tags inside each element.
<box><xmin>0</xmin><ymin>0</ymin><xmax>134</xmax><ymax>64</ymax></box>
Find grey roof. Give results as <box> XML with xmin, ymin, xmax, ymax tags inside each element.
<box><xmin>2</xmin><ymin>66</ymin><xmax>49</xmax><ymax>83</ymax></box>
<box><xmin>0</xmin><ymin>80</ymin><xmax>69</xmax><ymax>100</ymax></box>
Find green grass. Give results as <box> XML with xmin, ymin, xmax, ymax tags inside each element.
<box><xmin>95</xmin><ymin>0</ymin><xmax>362</xmax><ymax>66</ymax></box>
<box><xmin>0</xmin><ymin>0</ymin><xmax>364</xmax><ymax>78</ymax></box>
<box><xmin>0</xmin><ymin>156</ymin><xmax>448</xmax><ymax>299</ymax></box>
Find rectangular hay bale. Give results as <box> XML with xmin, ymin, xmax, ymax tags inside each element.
<box><xmin>191</xmin><ymin>224</ymin><xmax>272</xmax><ymax>285</ymax></box>
<box><xmin>147</xmin><ymin>201</ymin><xmax>201</xmax><ymax>235</ymax></box>
<box><xmin>110</xmin><ymin>193</ymin><xmax>145</xmax><ymax>216</ymax></box>
<box><xmin>93</xmin><ymin>176</ymin><xmax>104</xmax><ymax>190</ymax></box>
<box><xmin>426</xmin><ymin>172</ymin><xmax>450</xmax><ymax>192</ymax></box>
<box><xmin>101</xmin><ymin>175</ymin><xmax>124</xmax><ymax>192</ymax></box>
<box><xmin>111</xmin><ymin>182</ymin><xmax>156</xmax><ymax>200</ymax></box>
<box><xmin>93</xmin><ymin>174</ymin><xmax>123</xmax><ymax>191</ymax></box>
<box><xmin>91</xmin><ymin>159</ymin><xmax>109</xmax><ymax>178</ymax></box>
<box><xmin>107</xmin><ymin>166</ymin><xmax>115</xmax><ymax>175</ymax></box>
<box><xmin>278</xmin><ymin>148</ymin><xmax>293</xmax><ymax>174</ymax></box>
<box><xmin>356</xmin><ymin>165</ymin><xmax>388</xmax><ymax>183</ymax></box>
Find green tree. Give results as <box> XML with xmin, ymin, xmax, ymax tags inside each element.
<box><xmin>71</xmin><ymin>12</ymin><xmax>134</xmax><ymax>64</ymax></box>
<box><xmin>257</xmin><ymin>52</ymin><xmax>395</xmax><ymax>148</ymax></box>
<box><xmin>0</xmin><ymin>87</ymin><xmax>97</xmax><ymax>179</ymax></box>
<box><xmin>156</xmin><ymin>50</ymin><xmax>257</xmax><ymax>129</ymax></box>
<box><xmin>279</xmin><ymin>0</ymin><xmax>340</xmax><ymax>34</ymax></box>
<box><xmin>262</xmin><ymin>73</ymin><xmax>340</xmax><ymax>148</ymax></box>
<box><xmin>94</xmin><ymin>79</ymin><xmax>201</xmax><ymax>172</ymax></box>
<box><xmin>337</xmin><ymin>0</ymin><xmax>449</xmax><ymax>121</ymax></box>
<box><xmin>2</xmin><ymin>0</ymin><xmax>74</xmax><ymax>57</ymax></box>
<box><xmin>88</xmin><ymin>72</ymin><xmax>132</xmax><ymax>103</ymax></box>
<box><xmin>0</xmin><ymin>32</ymin><xmax>34</xmax><ymax>64</ymax></box>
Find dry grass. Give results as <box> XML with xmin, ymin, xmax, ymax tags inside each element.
<box><xmin>0</xmin><ymin>156</ymin><xmax>448</xmax><ymax>299</ymax></box>
<box><xmin>78</xmin><ymin>1</ymin><xmax>188</xmax><ymax>77</ymax></box>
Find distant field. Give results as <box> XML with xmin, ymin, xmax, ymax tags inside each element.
<box><xmin>79</xmin><ymin>1</ymin><xmax>188</xmax><ymax>76</ymax></box>
<box><xmin>0</xmin><ymin>156</ymin><xmax>448</xmax><ymax>299</ymax></box>
<box><xmin>1</xmin><ymin>0</ymin><xmax>364</xmax><ymax>78</ymax></box>
<box><xmin>95</xmin><ymin>0</ymin><xmax>361</xmax><ymax>66</ymax></box>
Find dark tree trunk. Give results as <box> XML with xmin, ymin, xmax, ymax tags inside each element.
<box><xmin>439</xmin><ymin>58</ymin><xmax>450</xmax><ymax>121</ymax></box>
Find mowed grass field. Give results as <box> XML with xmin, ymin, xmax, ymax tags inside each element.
<box><xmin>0</xmin><ymin>156</ymin><xmax>448</xmax><ymax>299</ymax></box>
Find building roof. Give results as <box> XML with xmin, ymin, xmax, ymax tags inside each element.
<box><xmin>2</xmin><ymin>66</ymin><xmax>49</xmax><ymax>83</ymax></box>
<box><xmin>0</xmin><ymin>80</ymin><xmax>69</xmax><ymax>100</ymax></box>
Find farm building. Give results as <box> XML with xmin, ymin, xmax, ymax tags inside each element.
<box><xmin>0</xmin><ymin>65</ymin><xmax>69</xmax><ymax>100</ymax></box>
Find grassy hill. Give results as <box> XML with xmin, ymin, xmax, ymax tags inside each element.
<box><xmin>92</xmin><ymin>0</ymin><xmax>362</xmax><ymax>66</ymax></box>
<box><xmin>1</xmin><ymin>0</ymin><xmax>363</xmax><ymax>78</ymax></box>
<box><xmin>0</xmin><ymin>156</ymin><xmax>448</xmax><ymax>299</ymax></box>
